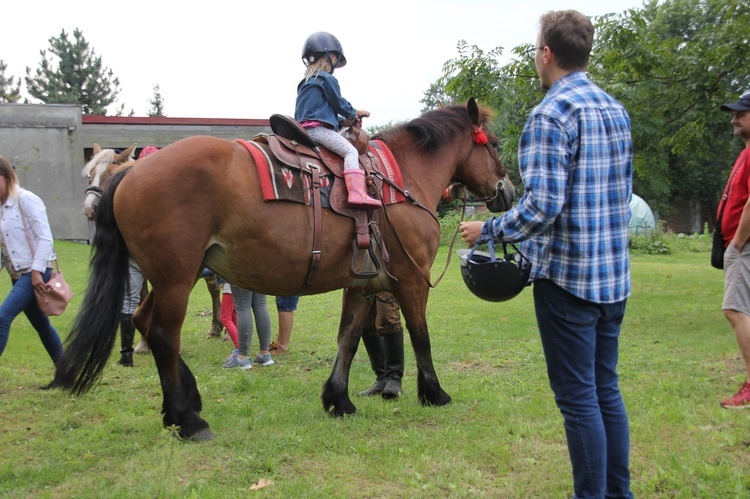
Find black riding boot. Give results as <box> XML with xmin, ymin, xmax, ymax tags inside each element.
<box><xmin>357</xmin><ymin>335</ymin><xmax>387</xmax><ymax>396</ymax></box>
<box><xmin>382</xmin><ymin>328</ymin><xmax>404</xmax><ymax>400</ymax></box>
<box><xmin>118</xmin><ymin>313</ymin><xmax>135</xmax><ymax>367</ymax></box>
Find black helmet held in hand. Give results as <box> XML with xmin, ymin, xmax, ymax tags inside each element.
<box><xmin>301</xmin><ymin>31</ymin><xmax>347</xmax><ymax>68</ymax></box>
<box><xmin>457</xmin><ymin>239</ymin><xmax>531</xmax><ymax>303</ymax></box>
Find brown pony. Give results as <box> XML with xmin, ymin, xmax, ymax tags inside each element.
<box><xmin>82</xmin><ymin>144</ymin><xmax>225</xmax><ymax>345</ymax></box>
<box><xmin>55</xmin><ymin>99</ymin><xmax>514</xmax><ymax>440</ymax></box>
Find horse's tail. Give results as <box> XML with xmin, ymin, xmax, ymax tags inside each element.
<box><xmin>55</xmin><ymin>168</ymin><xmax>132</xmax><ymax>395</ymax></box>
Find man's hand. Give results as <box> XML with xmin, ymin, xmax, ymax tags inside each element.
<box><xmin>459</xmin><ymin>221</ymin><xmax>484</xmax><ymax>247</ymax></box>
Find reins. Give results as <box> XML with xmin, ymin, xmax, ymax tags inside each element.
<box><xmin>371</xmin><ymin>124</ymin><xmax>500</xmax><ymax>289</ymax></box>
<box><xmin>372</xmin><ymin>170</ymin><xmax>469</xmax><ymax>290</ymax></box>
<box><xmin>372</xmin><ymin>171</ymin><xmax>438</xmax><ymax>224</ymax></box>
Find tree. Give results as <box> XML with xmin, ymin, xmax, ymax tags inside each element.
<box><xmin>420</xmin><ymin>82</ymin><xmax>459</xmax><ymax>113</ymax></box>
<box><xmin>431</xmin><ymin>41</ymin><xmax>505</xmax><ymax>111</ymax></box>
<box><xmin>148</xmin><ymin>84</ymin><xmax>166</xmax><ymax>117</ymax></box>
<box><xmin>427</xmin><ymin>0</ymin><xmax>750</xmax><ymax>214</ymax></box>
<box><xmin>592</xmin><ymin>0</ymin><xmax>750</xmax><ymax>213</ymax></box>
<box><xmin>431</xmin><ymin>41</ymin><xmax>540</xmax><ymax>191</ymax></box>
<box><xmin>0</xmin><ymin>60</ymin><xmax>22</xmax><ymax>103</ymax></box>
<box><xmin>25</xmin><ymin>28</ymin><xmax>121</xmax><ymax>115</ymax></box>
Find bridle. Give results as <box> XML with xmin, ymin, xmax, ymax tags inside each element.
<box><xmin>84</xmin><ymin>169</ymin><xmax>107</xmax><ymax>241</ymax></box>
<box><xmin>84</xmin><ymin>158</ymin><xmax>125</xmax><ymax>240</ymax></box>
<box><xmin>84</xmin><ymin>152</ymin><xmax>131</xmax><ymax>242</ymax></box>
<box><xmin>85</xmin><ymin>159</ymin><xmax>122</xmax><ymax>199</ymax></box>
<box><xmin>454</xmin><ymin>125</ymin><xmax>509</xmax><ymax>204</ymax></box>
<box><xmin>85</xmin><ymin>184</ymin><xmax>103</xmax><ymax>200</ymax></box>
<box><xmin>367</xmin><ymin>126</ymin><xmax>508</xmax><ymax>289</ymax></box>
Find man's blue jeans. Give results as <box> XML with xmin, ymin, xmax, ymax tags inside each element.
<box><xmin>533</xmin><ymin>279</ymin><xmax>633</xmax><ymax>499</ymax></box>
<box><xmin>0</xmin><ymin>269</ymin><xmax>63</xmax><ymax>364</ymax></box>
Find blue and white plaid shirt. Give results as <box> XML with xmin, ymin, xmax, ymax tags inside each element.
<box><xmin>485</xmin><ymin>71</ymin><xmax>632</xmax><ymax>303</ymax></box>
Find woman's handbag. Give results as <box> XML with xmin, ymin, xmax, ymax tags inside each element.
<box><xmin>18</xmin><ymin>196</ymin><xmax>74</xmax><ymax>315</ymax></box>
<box><xmin>36</xmin><ymin>260</ymin><xmax>73</xmax><ymax>316</ymax></box>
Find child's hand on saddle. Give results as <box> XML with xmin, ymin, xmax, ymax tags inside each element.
<box><xmin>356</xmin><ymin>110</ymin><xmax>370</xmax><ymax>119</ymax></box>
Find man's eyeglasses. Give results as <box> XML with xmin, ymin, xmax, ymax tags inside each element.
<box><xmin>525</xmin><ymin>46</ymin><xmax>545</xmax><ymax>57</ymax></box>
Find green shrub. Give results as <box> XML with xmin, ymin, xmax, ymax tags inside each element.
<box><xmin>629</xmin><ymin>226</ymin><xmax>672</xmax><ymax>255</ymax></box>
<box><xmin>628</xmin><ymin>222</ymin><xmax>712</xmax><ymax>255</ymax></box>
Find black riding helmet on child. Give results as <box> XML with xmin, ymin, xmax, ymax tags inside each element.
<box><xmin>301</xmin><ymin>31</ymin><xmax>347</xmax><ymax>72</ymax></box>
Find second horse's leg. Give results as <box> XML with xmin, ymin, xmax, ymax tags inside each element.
<box><xmin>203</xmin><ymin>273</ymin><xmax>224</xmax><ymax>339</ymax></box>
<box><xmin>134</xmin><ymin>278</ymin><xmax>151</xmax><ymax>354</ymax></box>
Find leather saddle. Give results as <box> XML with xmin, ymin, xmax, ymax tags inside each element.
<box><xmin>256</xmin><ymin>114</ymin><xmax>387</xmax><ymax>287</ymax></box>
<box><xmin>266</xmin><ymin>114</ymin><xmax>377</xmax><ymax>180</ymax></box>
<box><xmin>269</xmin><ymin>114</ymin><xmax>318</xmax><ymax>149</ymax></box>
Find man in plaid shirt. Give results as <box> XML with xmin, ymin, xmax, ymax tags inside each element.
<box><xmin>460</xmin><ymin>10</ymin><xmax>634</xmax><ymax>498</ymax></box>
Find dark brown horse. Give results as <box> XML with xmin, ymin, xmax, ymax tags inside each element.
<box><xmin>55</xmin><ymin>99</ymin><xmax>514</xmax><ymax>440</ymax></box>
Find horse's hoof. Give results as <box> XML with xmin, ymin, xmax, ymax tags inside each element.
<box><xmin>328</xmin><ymin>407</ymin><xmax>356</xmax><ymax>418</ymax></box>
<box><xmin>187</xmin><ymin>428</ymin><xmax>216</xmax><ymax>441</ymax></box>
<box><xmin>134</xmin><ymin>340</ymin><xmax>150</xmax><ymax>354</ymax></box>
<box><xmin>205</xmin><ymin>324</ymin><xmax>222</xmax><ymax>339</ymax></box>
<box><xmin>325</xmin><ymin>400</ymin><xmax>357</xmax><ymax>418</ymax></box>
<box><xmin>420</xmin><ymin>391</ymin><xmax>452</xmax><ymax>407</ymax></box>
<box><xmin>39</xmin><ymin>378</ymin><xmax>60</xmax><ymax>391</ymax></box>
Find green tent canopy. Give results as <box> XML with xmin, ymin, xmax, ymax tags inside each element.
<box><xmin>629</xmin><ymin>193</ymin><xmax>655</xmax><ymax>234</ymax></box>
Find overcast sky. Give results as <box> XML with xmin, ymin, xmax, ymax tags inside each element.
<box><xmin>3</xmin><ymin>0</ymin><xmax>644</xmax><ymax>128</ymax></box>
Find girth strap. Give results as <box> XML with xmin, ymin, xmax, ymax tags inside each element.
<box><xmin>299</xmin><ymin>163</ymin><xmax>323</xmax><ymax>295</ymax></box>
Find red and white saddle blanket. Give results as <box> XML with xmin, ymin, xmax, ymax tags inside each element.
<box><xmin>236</xmin><ymin>137</ymin><xmax>406</xmax><ymax>207</ymax></box>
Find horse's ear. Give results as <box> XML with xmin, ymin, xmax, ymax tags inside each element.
<box><xmin>467</xmin><ymin>97</ymin><xmax>480</xmax><ymax>127</ymax></box>
<box><xmin>93</xmin><ymin>143</ymin><xmax>102</xmax><ymax>155</ymax></box>
<box><xmin>122</xmin><ymin>144</ymin><xmax>137</xmax><ymax>161</ymax></box>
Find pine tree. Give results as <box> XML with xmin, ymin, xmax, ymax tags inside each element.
<box><xmin>25</xmin><ymin>28</ymin><xmax>121</xmax><ymax>115</ymax></box>
<box><xmin>148</xmin><ymin>84</ymin><xmax>166</xmax><ymax>117</ymax></box>
<box><xmin>0</xmin><ymin>60</ymin><xmax>22</xmax><ymax>103</ymax></box>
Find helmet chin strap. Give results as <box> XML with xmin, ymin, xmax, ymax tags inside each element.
<box><xmin>325</xmin><ymin>53</ymin><xmax>335</xmax><ymax>74</ymax></box>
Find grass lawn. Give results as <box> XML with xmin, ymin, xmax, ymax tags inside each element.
<box><xmin>0</xmin><ymin>241</ymin><xmax>748</xmax><ymax>497</ymax></box>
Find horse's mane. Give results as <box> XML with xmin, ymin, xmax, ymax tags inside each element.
<box><xmin>373</xmin><ymin>102</ymin><xmax>493</xmax><ymax>154</ymax></box>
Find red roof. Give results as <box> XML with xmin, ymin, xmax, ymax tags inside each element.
<box><xmin>82</xmin><ymin>115</ymin><xmax>270</xmax><ymax>126</ymax></box>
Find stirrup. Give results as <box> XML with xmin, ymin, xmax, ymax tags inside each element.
<box><xmin>350</xmin><ymin>239</ymin><xmax>382</xmax><ymax>279</ymax></box>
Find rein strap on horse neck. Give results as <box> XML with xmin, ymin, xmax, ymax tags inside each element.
<box><xmin>372</xmin><ymin>171</ymin><xmax>438</xmax><ymax>225</ymax></box>
<box><xmin>379</xmin><ymin>190</ymin><xmax>467</xmax><ymax>289</ymax></box>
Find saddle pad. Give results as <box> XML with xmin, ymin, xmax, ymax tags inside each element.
<box><xmin>236</xmin><ymin>138</ymin><xmax>405</xmax><ymax>205</ymax></box>
<box><xmin>369</xmin><ymin>140</ymin><xmax>406</xmax><ymax>205</ymax></box>
<box><xmin>236</xmin><ymin>139</ymin><xmax>324</xmax><ymax>203</ymax></box>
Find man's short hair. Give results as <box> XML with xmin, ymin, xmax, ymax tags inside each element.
<box><xmin>540</xmin><ymin>10</ymin><xmax>594</xmax><ymax>71</ymax></box>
